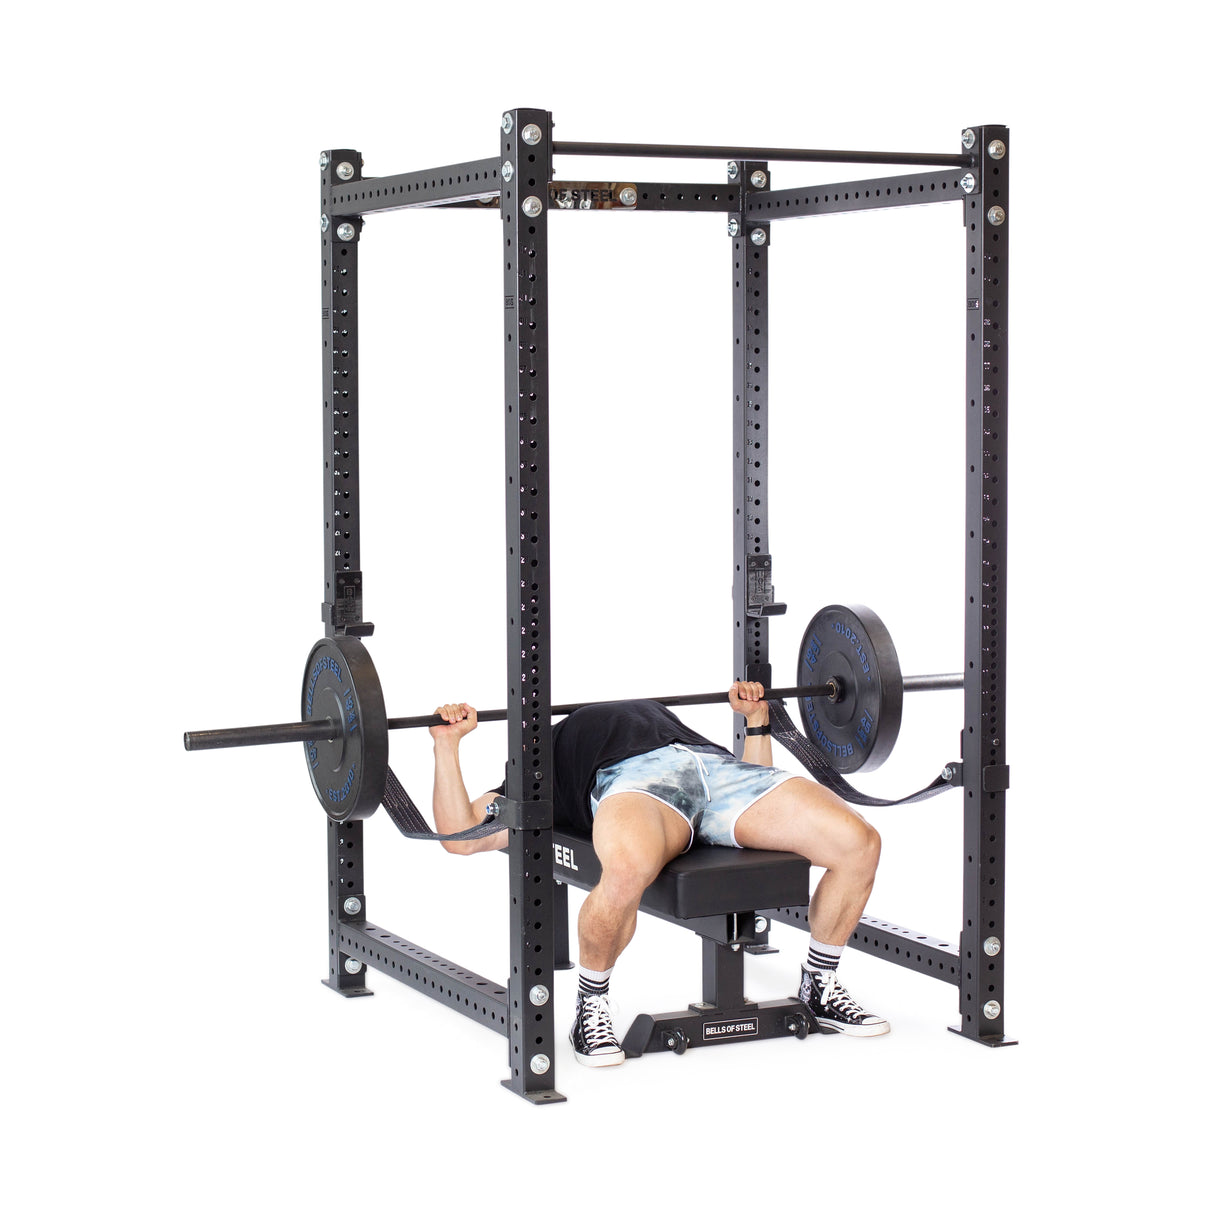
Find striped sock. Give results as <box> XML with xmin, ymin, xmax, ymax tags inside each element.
<box><xmin>578</xmin><ymin>965</ymin><xmax>613</xmax><ymax>1000</ymax></box>
<box><xmin>805</xmin><ymin>936</ymin><xmax>844</xmax><ymax>974</ymax></box>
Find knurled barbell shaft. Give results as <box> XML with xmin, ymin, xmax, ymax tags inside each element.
<box><xmin>183</xmin><ymin>674</ymin><xmax>964</xmax><ymax>753</ymax></box>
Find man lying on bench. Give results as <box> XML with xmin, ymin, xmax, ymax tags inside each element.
<box><xmin>428</xmin><ymin>682</ymin><xmax>888</xmax><ymax>1067</ymax></box>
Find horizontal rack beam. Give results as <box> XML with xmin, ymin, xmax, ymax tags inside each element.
<box><xmin>329</xmin><ymin>158</ymin><xmax>502</xmax><ymax>216</ymax></box>
<box><xmin>766</xmin><ymin>907</ymin><xmax>960</xmax><ymax>985</ymax></box>
<box><xmin>339</xmin><ymin>921</ymin><xmax>510</xmax><ymax>1034</ymax></box>
<box><xmin>747</xmin><ymin>169</ymin><xmax>971</xmax><ymax>220</ymax></box>
<box><xmin>554</xmin><ymin>141</ymin><xmax>973</xmax><ymax>168</ymax></box>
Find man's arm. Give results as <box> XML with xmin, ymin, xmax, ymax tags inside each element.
<box><xmin>430</xmin><ymin>703</ymin><xmax>509</xmax><ymax>855</ymax></box>
<box><xmin>729</xmin><ymin>681</ymin><xmax>772</xmax><ymax>766</ymax></box>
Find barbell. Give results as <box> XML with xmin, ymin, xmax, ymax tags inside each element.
<box><xmin>182</xmin><ymin>603</ymin><xmax>962</xmax><ymax>822</ymax></box>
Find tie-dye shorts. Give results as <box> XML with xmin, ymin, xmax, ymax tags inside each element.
<box><xmin>589</xmin><ymin>743</ymin><xmax>798</xmax><ymax>849</ymax></box>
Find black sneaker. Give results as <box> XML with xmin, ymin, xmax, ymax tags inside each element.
<box><xmin>569</xmin><ymin>993</ymin><xmax>625</xmax><ymax>1067</ymax></box>
<box><xmin>799</xmin><ymin>967</ymin><xmax>890</xmax><ymax>1036</ymax></box>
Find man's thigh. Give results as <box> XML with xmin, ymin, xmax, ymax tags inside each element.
<box><xmin>733</xmin><ymin>777</ymin><xmax>875</xmax><ymax>869</ymax></box>
<box><xmin>592</xmin><ymin>792</ymin><xmax>691</xmax><ymax>877</ymax></box>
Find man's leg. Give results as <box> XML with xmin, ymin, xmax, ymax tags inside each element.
<box><xmin>734</xmin><ymin>778</ymin><xmax>889</xmax><ymax>1036</ymax></box>
<box><xmin>570</xmin><ymin>793</ymin><xmax>690</xmax><ymax>1066</ymax></box>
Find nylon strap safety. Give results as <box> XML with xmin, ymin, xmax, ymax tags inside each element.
<box><xmin>380</xmin><ymin>766</ymin><xmax>508</xmax><ymax>842</ymax></box>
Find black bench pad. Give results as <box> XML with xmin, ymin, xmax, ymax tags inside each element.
<box><xmin>552</xmin><ymin>828</ymin><xmax>809</xmax><ymax>920</ymax></box>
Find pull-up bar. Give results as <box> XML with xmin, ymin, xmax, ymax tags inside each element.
<box><xmin>553</xmin><ymin>140</ymin><xmax>974</xmax><ymax>168</ymax></box>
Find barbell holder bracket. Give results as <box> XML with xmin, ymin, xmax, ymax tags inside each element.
<box><xmin>489</xmin><ymin>797</ymin><xmax>554</xmax><ymax>830</ymax></box>
<box><xmin>982</xmin><ymin>765</ymin><xmax>1011</xmax><ymax>793</ymax></box>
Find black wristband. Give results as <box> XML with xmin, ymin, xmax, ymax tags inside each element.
<box><xmin>745</xmin><ymin>724</ymin><xmax>771</xmax><ymax>736</ymax></box>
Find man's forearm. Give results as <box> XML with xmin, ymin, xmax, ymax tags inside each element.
<box><xmin>741</xmin><ymin>732</ymin><xmax>773</xmax><ymax>767</ymax></box>
<box><xmin>432</xmin><ymin>738</ymin><xmax>478</xmax><ymax>833</ymax></box>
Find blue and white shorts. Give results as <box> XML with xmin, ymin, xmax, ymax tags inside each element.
<box><xmin>589</xmin><ymin>744</ymin><xmax>798</xmax><ymax>849</ymax></box>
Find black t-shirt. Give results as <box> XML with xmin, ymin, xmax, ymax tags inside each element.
<box><xmin>494</xmin><ymin>700</ymin><xmax>730</xmax><ymax>833</ymax></box>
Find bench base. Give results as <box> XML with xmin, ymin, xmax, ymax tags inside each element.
<box><xmin>623</xmin><ymin>997</ymin><xmax>817</xmax><ymax>1056</ymax></box>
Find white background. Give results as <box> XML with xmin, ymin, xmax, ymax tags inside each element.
<box><xmin>6</xmin><ymin>2</ymin><xmax>1209</xmax><ymax>1210</ymax></box>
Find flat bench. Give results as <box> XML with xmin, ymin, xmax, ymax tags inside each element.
<box><xmin>550</xmin><ymin>829</ymin><xmax>819</xmax><ymax>1055</ymax></box>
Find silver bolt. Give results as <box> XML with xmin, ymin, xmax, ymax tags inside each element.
<box><xmin>336</xmin><ymin>161</ymin><xmax>355</xmax><ymax>181</ymax></box>
<box><xmin>961</xmin><ymin>128</ymin><xmax>976</xmax><ymax>150</ymax></box>
<box><xmin>619</xmin><ymin>186</ymin><xmax>638</xmax><ymax>207</ymax></box>
<box><xmin>750</xmin><ymin>228</ymin><xmax>767</xmax><ymax>246</ymax></box>
<box><xmin>343</xmin><ymin>896</ymin><xmax>361</xmax><ymax>915</ymax></box>
<box><xmin>502</xmin><ymin>160</ymin><xmax>514</xmax><ymax>183</ymax></box>
<box><xmin>522</xmin><ymin>196</ymin><xmax>543</xmax><ymax>218</ymax></box>
<box><xmin>749</xmin><ymin>169</ymin><xmax>768</xmax><ymax>189</ymax></box>
<box><xmin>787</xmin><ymin>1020</ymin><xmax>798</xmax><ymax>1033</ymax></box>
<box><xmin>727</xmin><ymin>217</ymin><xmax>740</xmax><ymax>237</ymax></box>
<box><xmin>755</xmin><ymin>916</ymin><xmax>768</xmax><ymax>934</ymax></box>
<box><xmin>521</xmin><ymin>123</ymin><xmax>542</xmax><ymax>145</ymax></box>
<box><xmin>987</xmin><ymin>205</ymin><xmax>1006</xmax><ymax>226</ymax></box>
<box><xmin>502</xmin><ymin>113</ymin><xmax>514</xmax><ymax>134</ymax></box>
<box><xmin>983</xmin><ymin>999</ymin><xmax>1001</xmax><ymax>1020</ymax></box>
<box><xmin>983</xmin><ymin>936</ymin><xmax>1002</xmax><ymax>957</ymax></box>
<box><xmin>336</xmin><ymin>222</ymin><xmax>356</xmax><ymax>241</ymax></box>
<box><xmin>730</xmin><ymin>943</ymin><xmax>741</xmax><ymax>952</ymax></box>
<box><xmin>320</xmin><ymin>214</ymin><xmax>330</xmax><ymax>233</ymax></box>
<box><xmin>988</xmin><ymin>139</ymin><xmax>1007</xmax><ymax>160</ymax></box>
<box><xmin>319</xmin><ymin>152</ymin><xmax>330</xmax><ymax>171</ymax></box>
<box><xmin>942</xmin><ymin>764</ymin><xmax>956</xmax><ymax>782</ymax></box>
<box><xmin>529</xmin><ymin>1053</ymin><xmax>551</xmax><ymax>1075</ymax></box>
<box><xmin>726</xmin><ymin>161</ymin><xmax>739</xmax><ymax>180</ymax></box>
<box><xmin>528</xmin><ymin>985</ymin><xmax>550</xmax><ymax>1006</ymax></box>
<box><xmin>960</xmin><ymin>173</ymin><xmax>976</xmax><ymax>194</ymax></box>
<box><xmin>344</xmin><ymin>957</ymin><xmax>363</xmax><ymax>975</ymax></box>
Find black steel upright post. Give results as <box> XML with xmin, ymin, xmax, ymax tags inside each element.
<box><xmin>320</xmin><ymin>148</ymin><xmax>372</xmax><ymax>996</ymax></box>
<box><xmin>731</xmin><ymin>161</ymin><xmax>777</xmax><ymax>754</ymax></box>
<box><xmin>500</xmin><ymin>108</ymin><xmax>565</xmax><ymax>1103</ymax></box>
<box><xmin>954</xmin><ymin>125</ymin><xmax>1013</xmax><ymax>1045</ymax></box>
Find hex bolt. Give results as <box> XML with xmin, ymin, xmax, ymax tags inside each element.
<box><xmin>502</xmin><ymin>160</ymin><xmax>514</xmax><ymax>183</ymax></box>
<box><xmin>983</xmin><ymin>999</ymin><xmax>1001</xmax><ymax>1020</ymax></box>
<box><xmin>750</xmin><ymin>228</ymin><xmax>768</xmax><ymax>246</ymax></box>
<box><xmin>749</xmin><ymin>169</ymin><xmax>768</xmax><ymax>189</ymax></box>
<box><xmin>618</xmin><ymin>186</ymin><xmax>638</xmax><ymax>207</ymax></box>
<box><xmin>983</xmin><ymin>936</ymin><xmax>1002</xmax><ymax>957</ymax></box>
<box><xmin>988</xmin><ymin>139</ymin><xmax>1007</xmax><ymax>160</ymax></box>
<box><xmin>942</xmin><ymin>764</ymin><xmax>956</xmax><ymax>782</ymax></box>
<box><xmin>960</xmin><ymin>173</ymin><xmax>976</xmax><ymax>194</ymax></box>
<box><xmin>529</xmin><ymin>1053</ymin><xmax>551</xmax><ymax>1075</ymax></box>
<box><xmin>727</xmin><ymin>217</ymin><xmax>740</xmax><ymax>237</ymax></box>
<box><xmin>319</xmin><ymin>152</ymin><xmax>330</xmax><ymax>171</ymax></box>
<box><xmin>336</xmin><ymin>161</ymin><xmax>355</xmax><ymax>181</ymax></box>
<box><xmin>320</xmin><ymin>214</ymin><xmax>330</xmax><ymax>233</ymax></box>
<box><xmin>987</xmin><ymin>205</ymin><xmax>1006</xmax><ymax>226</ymax></box>
<box><xmin>343</xmin><ymin>896</ymin><xmax>362</xmax><ymax>915</ymax></box>
<box><xmin>727</xmin><ymin>161</ymin><xmax>739</xmax><ymax>180</ymax></box>
<box><xmin>336</xmin><ymin>222</ymin><xmax>356</xmax><ymax>241</ymax></box>
<box><xmin>755</xmin><ymin>916</ymin><xmax>769</xmax><ymax>934</ymax></box>
<box><xmin>521</xmin><ymin>123</ymin><xmax>543</xmax><ymax>145</ymax></box>
<box><xmin>344</xmin><ymin>957</ymin><xmax>363</xmax><ymax>975</ymax></box>
<box><xmin>522</xmin><ymin>196</ymin><xmax>543</xmax><ymax>218</ymax></box>
<box><xmin>961</xmin><ymin>128</ymin><xmax>976</xmax><ymax>150</ymax></box>
<box><xmin>502</xmin><ymin>113</ymin><xmax>514</xmax><ymax>134</ymax></box>
<box><xmin>528</xmin><ymin>984</ymin><xmax>550</xmax><ymax>1006</ymax></box>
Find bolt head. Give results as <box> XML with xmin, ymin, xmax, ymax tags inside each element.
<box><xmin>344</xmin><ymin>957</ymin><xmax>363</xmax><ymax>975</ymax></box>
<box><xmin>755</xmin><ymin>916</ymin><xmax>768</xmax><ymax>934</ymax></box>
<box><xmin>336</xmin><ymin>222</ymin><xmax>356</xmax><ymax>241</ymax></box>
<box><xmin>983</xmin><ymin>999</ymin><xmax>1001</xmax><ymax>1020</ymax></box>
<box><xmin>619</xmin><ymin>186</ymin><xmax>638</xmax><ymax>207</ymax></box>
<box><xmin>521</xmin><ymin>123</ymin><xmax>542</xmax><ymax>145</ymax></box>
<box><xmin>320</xmin><ymin>214</ymin><xmax>330</xmax><ymax>233</ymax></box>
<box><xmin>983</xmin><ymin>936</ymin><xmax>1002</xmax><ymax>957</ymax></box>
<box><xmin>988</xmin><ymin>139</ymin><xmax>1007</xmax><ymax>160</ymax></box>
<box><xmin>502</xmin><ymin>113</ymin><xmax>514</xmax><ymax>134</ymax></box>
<box><xmin>960</xmin><ymin>173</ymin><xmax>976</xmax><ymax>194</ymax></box>
<box><xmin>522</xmin><ymin>195</ymin><xmax>543</xmax><ymax>218</ymax></box>
<box><xmin>749</xmin><ymin>169</ymin><xmax>768</xmax><ymax>189</ymax></box>
<box><xmin>727</xmin><ymin>218</ymin><xmax>740</xmax><ymax>237</ymax></box>
<box><xmin>750</xmin><ymin>228</ymin><xmax>767</xmax><ymax>246</ymax></box>
<box><xmin>987</xmin><ymin>205</ymin><xmax>1006</xmax><ymax>226</ymax></box>
<box><xmin>942</xmin><ymin>764</ymin><xmax>955</xmax><ymax>782</ymax></box>
<box><xmin>319</xmin><ymin>152</ymin><xmax>330</xmax><ymax>171</ymax></box>
<box><xmin>961</xmin><ymin>128</ymin><xmax>976</xmax><ymax>150</ymax></box>
<box><xmin>336</xmin><ymin>161</ymin><xmax>355</xmax><ymax>181</ymax></box>
<box><xmin>502</xmin><ymin>160</ymin><xmax>514</xmax><ymax>183</ymax></box>
<box><xmin>726</xmin><ymin>161</ymin><xmax>739</xmax><ymax>180</ymax></box>
<box><xmin>528</xmin><ymin>984</ymin><xmax>550</xmax><ymax>1006</ymax></box>
<box><xmin>529</xmin><ymin>1053</ymin><xmax>551</xmax><ymax>1075</ymax></box>
<box><xmin>343</xmin><ymin>896</ymin><xmax>361</xmax><ymax>914</ymax></box>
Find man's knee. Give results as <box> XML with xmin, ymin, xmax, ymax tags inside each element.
<box><xmin>852</xmin><ymin>819</ymin><xmax>881</xmax><ymax>878</ymax></box>
<box><xmin>596</xmin><ymin>848</ymin><xmax>664</xmax><ymax>905</ymax></box>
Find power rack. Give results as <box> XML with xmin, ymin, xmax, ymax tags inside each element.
<box><xmin>318</xmin><ymin>110</ymin><xmax>1012</xmax><ymax>1103</ymax></box>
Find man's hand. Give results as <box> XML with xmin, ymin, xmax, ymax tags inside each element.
<box><xmin>729</xmin><ymin>681</ymin><xmax>769</xmax><ymax>726</ymax></box>
<box><xmin>429</xmin><ymin>702</ymin><xmax>478</xmax><ymax>743</ymax></box>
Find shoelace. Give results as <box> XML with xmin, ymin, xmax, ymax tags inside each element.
<box><xmin>579</xmin><ymin>995</ymin><xmax>619</xmax><ymax>1049</ymax></box>
<box><xmin>819</xmin><ymin>972</ymin><xmax>866</xmax><ymax>1019</ymax></box>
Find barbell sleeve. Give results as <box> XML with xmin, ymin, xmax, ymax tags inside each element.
<box><xmin>183</xmin><ymin>719</ymin><xmax>343</xmax><ymax>751</ymax></box>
